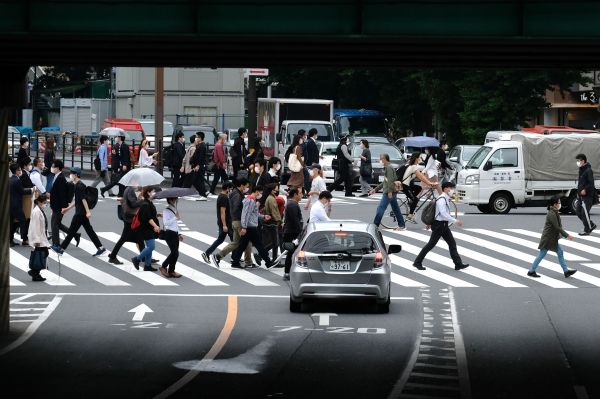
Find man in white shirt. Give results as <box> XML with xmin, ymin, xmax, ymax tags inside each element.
<box><xmin>413</xmin><ymin>181</ymin><xmax>469</xmax><ymax>271</ymax></box>
<box><xmin>30</xmin><ymin>157</ymin><xmax>48</xmax><ymax>199</ymax></box>
<box><xmin>309</xmin><ymin>190</ymin><xmax>332</xmax><ymax>223</ymax></box>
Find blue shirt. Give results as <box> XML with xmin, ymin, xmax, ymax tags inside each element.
<box><xmin>98</xmin><ymin>144</ymin><xmax>108</xmax><ymax>170</ymax></box>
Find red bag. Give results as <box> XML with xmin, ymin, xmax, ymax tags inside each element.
<box><xmin>130</xmin><ymin>209</ymin><xmax>141</xmax><ymax>230</ymax></box>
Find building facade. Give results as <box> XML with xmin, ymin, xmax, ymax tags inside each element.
<box><xmin>115</xmin><ymin>67</ymin><xmax>245</xmax><ymax>131</ymax></box>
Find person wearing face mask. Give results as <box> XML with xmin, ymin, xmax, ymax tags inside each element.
<box><xmin>49</xmin><ymin>159</ymin><xmax>80</xmax><ymax>253</ymax></box>
<box><xmin>59</xmin><ymin>167</ymin><xmax>106</xmax><ymax>256</ymax></box>
<box><xmin>231</xmin><ymin>127</ymin><xmax>248</xmax><ymax>179</ymax></box>
<box><xmin>527</xmin><ymin>196</ymin><xmax>577</xmax><ymax>278</ymax></box>
<box><xmin>575</xmin><ymin>153</ymin><xmax>597</xmax><ymax>236</ymax></box>
<box><xmin>437</xmin><ymin>140</ymin><xmax>454</xmax><ymax>183</ymax></box>
<box><xmin>17</xmin><ymin>136</ymin><xmax>30</xmax><ymax>165</ymax></box>
<box><xmin>202</xmin><ymin>181</ymin><xmax>234</xmax><ymax>265</ymax></box>
<box><xmin>131</xmin><ymin>186</ymin><xmax>160</xmax><ymax>271</ymax></box>
<box><xmin>27</xmin><ymin>195</ymin><xmax>51</xmax><ymax>282</ymax></box>
<box><xmin>286</xmin><ymin>134</ymin><xmax>305</xmax><ymax>192</ymax></box>
<box><xmin>30</xmin><ymin>157</ymin><xmax>48</xmax><ymax>199</ymax></box>
<box><xmin>330</xmin><ymin>135</ymin><xmax>355</xmax><ymax>197</ymax></box>
<box><xmin>413</xmin><ymin>181</ymin><xmax>469</xmax><ymax>271</ymax></box>
<box><xmin>160</xmin><ymin>197</ymin><xmax>183</xmax><ymax>278</ymax></box>
<box><xmin>171</xmin><ymin>132</ymin><xmax>186</xmax><ymax>187</ymax></box>
<box><xmin>9</xmin><ymin>163</ymin><xmax>33</xmax><ymax>246</ymax></box>
<box><xmin>358</xmin><ymin>139</ymin><xmax>372</xmax><ymax>197</ymax></box>
<box><xmin>19</xmin><ymin>157</ymin><xmax>35</xmax><ymax>245</ymax></box>
<box><xmin>309</xmin><ymin>190</ymin><xmax>333</xmax><ymax>223</ymax></box>
<box><xmin>210</xmin><ymin>133</ymin><xmax>229</xmax><ymax>195</ymax></box>
<box><xmin>138</xmin><ymin>139</ymin><xmax>156</xmax><ymax>167</ymax></box>
<box><xmin>261</xmin><ymin>182</ymin><xmax>283</xmax><ymax>262</ymax></box>
<box><xmin>108</xmin><ymin>184</ymin><xmax>146</xmax><ymax>264</ymax></box>
<box><xmin>305</xmin><ymin>164</ymin><xmax>327</xmax><ymax>210</ymax></box>
<box><xmin>212</xmin><ymin>178</ymin><xmax>254</xmax><ymax>268</ymax></box>
<box><xmin>420</xmin><ymin>146</ymin><xmax>443</xmax><ymax>198</ymax></box>
<box><xmin>267</xmin><ymin>157</ymin><xmax>282</xmax><ymax>182</ymax></box>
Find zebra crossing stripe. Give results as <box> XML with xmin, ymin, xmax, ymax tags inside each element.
<box><xmin>568</xmin><ymin>232</ymin><xmax>600</xmax><ymax>246</ymax></box>
<box><xmin>9</xmin><ymin>276</ymin><xmax>26</xmax><ymax>286</ymax></box>
<box><xmin>467</xmin><ymin>228</ymin><xmax>589</xmax><ymax>262</ymax></box>
<box><xmin>47</xmin><ymin>248</ymin><xmax>130</xmax><ymax>286</ymax></box>
<box><xmin>169</xmin><ymin>232</ymin><xmax>280</xmax><ymax>287</ymax></box>
<box><xmin>10</xmin><ymin>249</ymin><xmax>75</xmax><ymax>286</ymax></box>
<box><xmin>98</xmin><ymin>232</ymin><xmax>228</xmax><ymax>287</ymax></box>
<box><xmin>382</xmin><ymin>234</ymin><xmax>524</xmax><ymax>288</ymax></box>
<box><xmin>81</xmin><ymin>234</ymin><xmax>178</xmax><ymax>286</ymax></box>
<box><xmin>390</xmin><ymin>272</ymin><xmax>429</xmax><ymax>287</ymax></box>
<box><xmin>507</xmin><ymin>229</ymin><xmax>599</xmax><ymax>257</ymax></box>
<box><xmin>180</xmin><ymin>231</ymin><xmax>279</xmax><ymax>287</ymax></box>
<box><xmin>390</xmin><ymin>254</ymin><xmax>477</xmax><ymax>288</ymax></box>
<box><xmin>386</xmin><ymin>230</ymin><xmax>576</xmax><ymax>289</ymax></box>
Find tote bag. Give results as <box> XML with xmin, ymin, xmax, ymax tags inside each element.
<box><xmin>288</xmin><ymin>153</ymin><xmax>302</xmax><ymax>173</ymax></box>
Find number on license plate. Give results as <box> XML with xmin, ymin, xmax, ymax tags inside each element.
<box><xmin>330</xmin><ymin>260</ymin><xmax>350</xmax><ymax>271</ymax></box>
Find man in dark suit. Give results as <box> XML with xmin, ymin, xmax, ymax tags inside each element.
<box><xmin>102</xmin><ymin>134</ymin><xmax>131</xmax><ymax>197</ymax></box>
<box><xmin>9</xmin><ymin>163</ymin><xmax>32</xmax><ymax>246</ymax></box>
<box><xmin>282</xmin><ymin>188</ymin><xmax>304</xmax><ymax>281</ymax></box>
<box><xmin>171</xmin><ymin>132</ymin><xmax>186</xmax><ymax>187</ymax></box>
<box><xmin>304</xmin><ymin>128</ymin><xmax>321</xmax><ymax>193</ymax></box>
<box><xmin>49</xmin><ymin>159</ymin><xmax>80</xmax><ymax>252</ymax></box>
<box><xmin>190</xmin><ymin>131</ymin><xmax>209</xmax><ymax>200</ymax></box>
<box><xmin>231</xmin><ymin>127</ymin><xmax>248</xmax><ymax>178</ymax></box>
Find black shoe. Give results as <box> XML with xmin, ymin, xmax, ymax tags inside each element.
<box><xmin>266</xmin><ymin>260</ymin><xmax>278</xmax><ymax>269</ymax></box>
<box><xmin>27</xmin><ymin>270</ymin><xmax>33</xmax><ymax>276</ymax></box>
<box><xmin>109</xmin><ymin>194</ymin><xmax>116</xmax><ymax>197</ymax></box>
<box><xmin>108</xmin><ymin>256</ymin><xmax>123</xmax><ymax>265</ymax></box>
<box><xmin>211</xmin><ymin>254</ymin><xmax>221</xmax><ymax>268</ymax></box>
<box><xmin>579</xmin><ymin>231</ymin><xmax>591</xmax><ymax>236</ymax></box>
<box><xmin>345</xmin><ymin>194</ymin><xmax>356</xmax><ymax>197</ymax></box>
<box><xmin>201</xmin><ymin>252</ymin><xmax>210</xmax><ymax>264</ymax></box>
<box><xmin>144</xmin><ymin>265</ymin><xmax>158</xmax><ymax>272</ymax></box>
<box><xmin>253</xmin><ymin>253</ymin><xmax>262</xmax><ymax>266</ymax></box>
<box><xmin>455</xmin><ymin>263</ymin><xmax>470</xmax><ymax>271</ymax></box>
<box><xmin>100</xmin><ymin>188</ymin><xmax>106</xmax><ymax>198</ymax></box>
<box><xmin>32</xmin><ymin>275</ymin><xmax>46</xmax><ymax>282</ymax></box>
<box><xmin>564</xmin><ymin>269</ymin><xmax>577</xmax><ymax>278</ymax></box>
<box><xmin>75</xmin><ymin>233</ymin><xmax>81</xmax><ymax>247</ymax></box>
<box><xmin>21</xmin><ymin>240</ymin><xmax>29</xmax><ymax>246</ymax></box>
<box><xmin>527</xmin><ymin>271</ymin><xmax>541</xmax><ymax>278</ymax></box>
<box><xmin>151</xmin><ymin>258</ymin><xmax>159</xmax><ymax>264</ymax></box>
<box><xmin>591</xmin><ymin>223</ymin><xmax>597</xmax><ymax>232</ymax></box>
<box><xmin>413</xmin><ymin>263</ymin><xmax>426</xmax><ymax>270</ymax></box>
<box><xmin>131</xmin><ymin>257</ymin><xmax>140</xmax><ymax>270</ymax></box>
<box><xmin>231</xmin><ymin>262</ymin><xmax>244</xmax><ymax>269</ymax></box>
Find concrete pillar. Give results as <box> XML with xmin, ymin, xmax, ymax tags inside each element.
<box><xmin>0</xmin><ymin>67</ymin><xmax>28</xmax><ymax>335</ymax></box>
<box><xmin>247</xmin><ymin>76</ymin><xmax>257</xmax><ymax>147</ymax></box>
<box><xmin>155</xmin><ymin>67</ymin><xmax>164</xmax><ymax>175</ymax></box>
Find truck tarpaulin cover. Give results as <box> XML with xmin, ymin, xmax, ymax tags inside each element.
<box><xmin>513</xmin><ymin>135</ymin><xmax>600</xmax><ymax>181</ymax></box>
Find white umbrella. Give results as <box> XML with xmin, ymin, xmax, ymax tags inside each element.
<box><xmin>119</xmin><ymin>168</ymin><xmax>165</xmax><ymax>187</ymax></box>
<box><xmin>99</xmin><ymin>127</ymin><xmax>129</xmax><ymax>139</ymax></box>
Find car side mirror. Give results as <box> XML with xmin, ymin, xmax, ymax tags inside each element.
<box><xmin>448</xmin><ymin>156</ymin><xmax>458</xmax><ymax>162</ymax></box>
<box><xmin>387</xmin><ymin>244</ymin><xmax>402</xmax><ymax>255</ymax></box>
<box><xmin>276</xmin><ymin>133</ymin><xmax>282</xmax><ymax>142</ymax></box>
<box><xmin>483</xmin><ymin>160</ymin><xmax>492</xmax><ymax>171</ymax></box>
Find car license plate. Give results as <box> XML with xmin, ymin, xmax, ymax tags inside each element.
<box><xmin>330</xmin><ymin>260</ymin><xmax>350</xmax><ymax>271</ymax></box>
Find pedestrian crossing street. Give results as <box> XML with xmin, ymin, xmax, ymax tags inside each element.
<box><xmin>9</xmin><ymin>228</ymin><xmax>600</xmax><ymax>290</ymax></box>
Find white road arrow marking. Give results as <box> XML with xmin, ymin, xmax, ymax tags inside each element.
<box><xmin>128</xmin><ymin>304</ymin><xmax>153</xmax><ymax>321</ymax></box>
<box><xmin>311</xmin><ymin>313</ymin><xmax>337</xmax><ymax>326</ymax></box>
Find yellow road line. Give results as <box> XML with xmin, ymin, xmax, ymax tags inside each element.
<box><xmin>154</xmin><ymin>295</ymin><xmax>238</xmax><ymax>399</ymax></box>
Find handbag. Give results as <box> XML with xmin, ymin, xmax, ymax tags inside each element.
<box><xmin>360</xmin><ymin>163</ymin><xmax>372</xmax><ymax>177</ymax></box>
<box><xmin>288</xmin><ymin>153</ymin><xmax>302</xmax><ymax>172</ymax></box>
<box><xmin>29</xmin><ymin>248</ymin><xmax>48</xmax><ymax>272</ymax></box>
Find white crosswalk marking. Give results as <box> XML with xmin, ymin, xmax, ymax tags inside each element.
<box><xmin>98</xmin><ymin>232</ymin><xmax>227</xmax><ymax>286</ymax></box>
<box><xmin>48</xmin><ymin>249</ymin><xmax>130</xmax><ymax>286</ymax></box>
<box><xmin>390</xmin><ymin>272</ymin><xmax>428</xmax><ymax>287</ymax></box>
<box><xmin>390</xmin><ymin>255</ymin><xmax>477</xmax><ymax>287</ymax></box>
<box><xmin>9</xmin><ymin>276</ymin><xmax>26</xmax><ymax>286</ymax></box>
<box><xmin>386</xmin><ymin>230</ymin><xmax>577</xmax><ymax>288</ymax></box>
<box><xmin>179</xmin><ymin>232</ymin><xmax>279</xmax><ymax>287</ymax></box>
<box><xmin>467</xmin><ymin>228</ymin><xmax>589</xmax><ymax>262</ymax></box>
<box><xmin>10</xmin><ymin>249</ymin><xmax>75</xmax><ymax>286</ymax></box>
<box><xmin>81</xmin><ymin>234</ymin><xmax>178</xmax><ymax>286</ymax></box>
<box><xmin>507</xmin><ymin>229</ymin><xmax>599</xmax><ymax>256</ymax></box>
<box><xmin>382</xmin><ymin>234</ymin><xmax>526</xmax><ymax>287</ymax></box>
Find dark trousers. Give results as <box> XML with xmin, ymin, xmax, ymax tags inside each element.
<box><xmin>231</xmin><ymin>226</ymin><xmax>271</xmax><ymax>265</ymax></box>
<box><xmin>414</xmin><ymin>221</ymin><xmax>463</xmax><ymax>267</ymax></box>
<box><xmin>205</xmin><ymin>224</ymin><xmax>233</xmax><ymax>256</ymax></box>
<box><xmin>303</xmin><ymin>167</ymin><xmax>311</xmax><ymax>193</ymax></box>
<box><xmin>283</xmin><ymin>232</ymin><xmax>298</xmax><ymax>274</ymax></box>
<box><xmin>210</xmin><ymin>168</ymin><xmax>228</xmax><ymax>193</ymax></box>
<box><xmin>172</xmin><ymin>169</ymin><xmax>183</xmax><ymax>187</ymax></box>
<box><xmin>262</xmin><ymin>224</ymin><xmax>279</xmax><ymax>259</ymax></box>
<box><xmin>51</xmin><ymin>210</ymin><xmax>70</xmax><ymax>246</ymax></box>
<box><xmin>110</xmin><ymin>221</ymin><xmax>145</xmax><ymax>258</ymax></box>
<box><xmin>331</xmin><ymin>166</ymin><xmax>353</xmax><ymax>195</ymax></box>
<box><xmin>576</xmin><ymin>196</ymin><xmax>595</xmax><ymax>232</ymax></box>
<box><xmin>102</xmin><ymin>170</ymin><xmax>122</xmax><ymax>194</ymax></box>
<box><xmin>193</xmin><ymin>169</ymin><xmax>208</xmax><ymax>196</ymax></box>
<box><xmin>10</xmin><ymin>210</ymin><xmax>27</xmax><ymax>241</ymax></box>
<box><xmin>61</xmin><ymin>214</ymin><xmax>102</xmax><ymax>250</ymax></box>
<box><xmin>403</xmin><ymin>184</ymin><xmax>421</xmax><ymax>214</ymax></box>
<box><xmin>162</xmin><ymin>230</ymin><xmax>180</xmax><ymax>273</ymax></box>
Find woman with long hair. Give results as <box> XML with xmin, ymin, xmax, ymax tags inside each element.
<box><xmin>138</xmin><ymin>139</ymin><xmax>156</xmax><ymax>167</ymax></box>
<box><xmin>44</xmin><ymin>137</ymin><xmax>56</xmax><ymax>192</ymax></box>
<box><xmin>401</xmin><ymin>152</ymin><xmax>437</xmax><ymax>224</ymax></box>
<box><xmin>286</xmin><ymin>134</ymin><xmax>305</xmax><ymax>191</ymax></box>
<box><xmin>131</xmin><ymin>187</ymin><xmax>160</xmax><ymax>271</ymax></box>
<box><xmin>358</xmin><ymin>139</ymin><xmax>372</xmax><ymax>197</ymax></box>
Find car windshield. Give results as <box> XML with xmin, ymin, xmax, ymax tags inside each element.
<box><xmin>286</xmin><ymin>123</ymin><xmax>334</xmax><ymax>142</ymax></box>
<box><xmin>352</xmin><ymin>143</ymin><xmax>402</xmax><ymax>160</ymax></box>
<box><xmin>303</xmin><ymin>231</ymin><xmax>378</xmax><ymax>254</ymax></box>
<box><xmin>340</xmin><ymin>116</ymin><xmax>387</xmax><ymax>136</ymax></box>
<box><xmin>463</xmin><ymin>146</ymin><xmax>481</xmax><ymax>161</ymax></box>
<box><xmin>125</xmin><ymin>130</ymin><xmax>145</xmax><ymax>144</ymax></box>
<box><xmin>466</xmin><ymin>146</ymin><xmax>492</xmax><ymax>168</ymax></box>
<box><xmin>321</xmin><ymin>143</ymin><xmax>338</xmax><ymax>156</ymax></box>
<box><xmin>183</xmin><ymin>128</ymin><xmax>216</xmax><ymax>145</ymax></box>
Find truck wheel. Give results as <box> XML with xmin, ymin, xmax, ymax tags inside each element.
<box><xmin>490</xmin><ymin>193</ymin><xmax>512</xmax><ymax>214</ymax></box>
<box><xmin>477</xmin><ymin>204</ymin><xmax>493</xmax><ymax>214</ymax></box>
<box><xmin>565</xmin><ymin>194</ymin><xmax>579</xmax><ymax>215</ymax></box>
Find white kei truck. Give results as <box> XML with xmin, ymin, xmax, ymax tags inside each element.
<box><xmin>456</xmin><ymin>132</ymin><xmax>600</xmax><ymax>214</ymax></box>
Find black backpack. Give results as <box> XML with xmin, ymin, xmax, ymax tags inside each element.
<box><xmin>396</xmin><ymin>163</ymin><xmax>410</xmax><ymax>183</ymax></box>
<box><xmin>163</xmin><ymin>144</ymin><xmax>174</xmax><ymax>169</ymax></box>
<box><xmin>421</xmin><ymin>197</ymin><xmax>444</xmax><ymax>225</ymax></box>
<box><xmin>85</xmin><ymin>186</ymin><xmax>99</xmax><ymax>210</ymax></box>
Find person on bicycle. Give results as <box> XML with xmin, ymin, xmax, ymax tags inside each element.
<box><xmin>402</xmin><ymin>152</ymin><xmax>438</xmax><ymax>224</ymax></box>
<box><xmin>437</xmin><ymin>140</ymin><xmax>455</xmax><ymax>183</ymax></box>
<box><xmin>369</xmin><ymin>153</ymin><xmax>406</xmax><ymax>231</ymax></box>
<box><xmin>419</xmin><ymin>146</ymin><xmax>443</xmax><ymax>199</ymax></box>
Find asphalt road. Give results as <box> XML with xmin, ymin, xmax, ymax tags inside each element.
<box><xmin>3</xmin><ymin>181</ymin><xmax>600</xmax><ymax>399</ymax></box>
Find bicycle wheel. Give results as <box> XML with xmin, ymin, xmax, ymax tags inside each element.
<box><xmin>380</xmin><ymin>209</ymin><xmax>397</xmax><ymax>229</ymax></box>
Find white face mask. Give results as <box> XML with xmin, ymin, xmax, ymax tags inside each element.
<box><xmin>448</xmin><ymin>189</ymin><xmax>456</xmax><ymax>197</ymax></box>
<box><xmin>577</xmin><ymin>161</ymin><xmax>583</xmax><ymax>167</ymax></box>
<box><xmin>299</xmin><ymin>139</ymin><xmax>304</xmax><ymax>145</ymax></box>
<box><xmin>27</xmin><ymin>165</ymin><xmax>33</xmax><ymax>172</ymax></box>
<box><xmin>275</xmin><ymin>164</ymin><xmax>281</xmax><ymax>171</ymax></box>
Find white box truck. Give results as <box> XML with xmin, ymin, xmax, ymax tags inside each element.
<box><xmin>456</xmin><ymin>132</ymin><xmax>600</xmax><ymax>214</ymax></box>
<box><xmin>257</xmin><ymin>98</ymin><xmax>334</xmax><ymax>159</ymax></box>
<box><xmin>60</xmin><ymin>98</ymin><xmax>114</xmax><ymax>136</ymax></box>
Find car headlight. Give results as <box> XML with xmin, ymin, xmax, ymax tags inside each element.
<box><xmin>465</xmin><ymin>174</ymin><xmax>479</xmax><ymax>185</ymax></box>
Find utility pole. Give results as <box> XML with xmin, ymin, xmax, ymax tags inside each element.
<box><xmin>155</xmin><ymin>67</ymin><xmax>164</xmax><ymax>175</ymax></box>
<box><xmin>247</xmin><ymin>75</ymin><xmax>257</xmax><ymax>147</ymax></box>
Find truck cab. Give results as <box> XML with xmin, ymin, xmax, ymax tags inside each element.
<box><xmin>332</xmin><ymin>109</ymin><xmax>389</xmax><ymax>141</ymax></box>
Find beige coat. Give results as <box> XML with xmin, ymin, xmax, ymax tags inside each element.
<box><xmin>182</xmin><ymin>143</ymin><xmax>196</xmax><ymax>174</ymax></box>
<box><xmin>28</xmin><ymin>205</ymin><xmax>51</xmax><ymax>249</ymax></box>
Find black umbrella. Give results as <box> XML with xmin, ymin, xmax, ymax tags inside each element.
<box><xmin>153</xmin><ymin>187</ymin><xmax>197</xmax><ymax>199</ymax></box>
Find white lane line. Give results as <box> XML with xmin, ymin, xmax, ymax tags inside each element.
<box><xmin>10</xmin><ymin>293</ymin><xmax>36</xmax><ymax>304</ymax></box>
<box><xmin>10</xmin><ymin>308</ymin><xmax>46</xmax><ymax>312</ymax></box>
<box><xmin>9</xmin><ymin>276</ymin><xmax>26</xmax><ymax>286</ymax></box>
<box><xmin>83</xmin><ymin>234</ymin><xmax>178</xmax><ymax>286</ymax></box>
<box><xmin>508</xmin><ymin>229</ymin><xmax>600</xmax><ymax>257</ymax></box>
<box><xmin>383</xmin><ymin>234</ymin><xmax>523</xmax><ymax>288</ymax></box>
<box><xmin>391</xmin><ymin>255</ymin><xmax>477</xmax><ymax>287</ymax></box>
<box><xmin>182</xmin><ymin>231</ymin><xmax>280</xmax><ymax>287</ymax></box>
<box><xmin>0</xmin><ymin>295</ymin><xmax>63</xmax><ymax>357</ymax></box>
<box><xmin>468</xmin><ymin>228</ymin><xmax>588</xmax><ymax>262</ymax></box>
<box><xmin>10</xmin><ymin>250</ymin><xmax>75</xmax><ymax>286</ymax></box>
<box><xmin>47</xmin><ymin>249</ymin><xmax>130</xmax><ymax>287</ymax></box>
<box><xmin>387</xmin><ymin>231</ymin><xmax>576</xmax><ymax>289</ymax></box>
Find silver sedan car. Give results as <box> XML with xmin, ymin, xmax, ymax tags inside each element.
<box><xmin>289</xmin><ymin>221</ymin><xmax>402</xmax><ymax>313</ymax></box>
